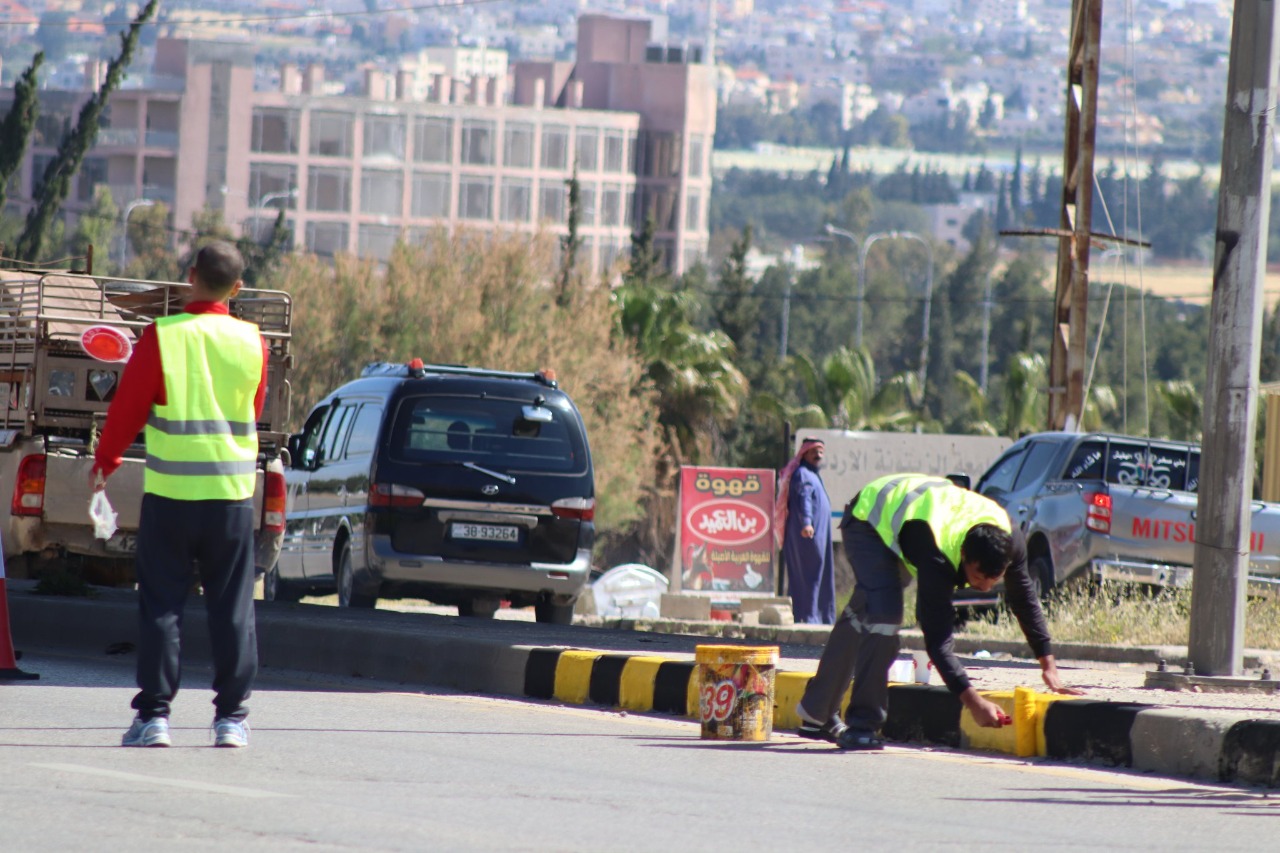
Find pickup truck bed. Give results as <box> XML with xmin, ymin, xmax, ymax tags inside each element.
<box><xmin>0</xmin><ymin>270</ymin><xmax>291</xmax><ymax>579</ymax></box>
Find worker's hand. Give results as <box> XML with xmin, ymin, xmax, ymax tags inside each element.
<box><xmin>89</xmin><ymin>468</ymin><xmax>107</xmax><ymax>493</ymax></box>
<box><xmin>801</xmin><ymin>524</ymin><xmax>815</xmax><ymax>539</ymax></box>
<box><xmin>1039</xmin><ymin>655</ymin><xmax>1085</xmax><ymax>695</ymax></box>
<box><xmin>960</xmin><ymin>688</ymin><xmax>1009</xmax><ymax>728</ymax></box>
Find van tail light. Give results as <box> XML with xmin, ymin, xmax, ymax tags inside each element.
<box><xmin>551</xmin><ymin>496</ymin><xmax>595</xmax><ymax>521</ymax></box>
<box><xmin>1084</xmin><ymin>491</ymin><xmax>1112</xmax><ymax>533</ymax></box>
<box><xmin>371</xmin><ymin>483</ymin><xmax>425</xmax><ymax>508</ymax></box>
<box><xmin>12</xmin><ymin>453</ymin><xmax>46</xmax><ymax>517</ymax></box>
<box><xmin>262</xmin><ymin>467</ymin><xmax>286</xmax><ymax>534</ymax></box>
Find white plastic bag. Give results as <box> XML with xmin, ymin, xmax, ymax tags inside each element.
<box><xmin>89</xmin><ymin>491</ymin><xmax>118</xmax><ymax>540</ymax></box>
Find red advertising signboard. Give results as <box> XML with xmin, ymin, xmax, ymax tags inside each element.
<box><xmin>677</xmin><ymin>466</ymin><xmax>776</xmax><ymax>595</ymax></box>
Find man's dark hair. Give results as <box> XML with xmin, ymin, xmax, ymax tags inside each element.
<box><xmin>192</xmin><ymin>241</ymin><xmax>245</xmax><ymax>295</ymax></box>
<box><xmin>962</xmin><ymin>523</ymin><xmax>1013</xmax><ymax>579</ymax></box>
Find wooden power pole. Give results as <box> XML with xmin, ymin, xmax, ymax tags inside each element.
<box><xmin>1047</xmin><ymin>0</ymin><xmax>1103</xmax><ymax>431</ymax></box>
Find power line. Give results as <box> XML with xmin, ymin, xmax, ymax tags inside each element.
<box><xmin>0</xmin><ymin>0</ymin><xmax>515</xmax><ymax>28</ymax></box>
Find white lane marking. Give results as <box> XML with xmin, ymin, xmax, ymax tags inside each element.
<box><xmin>31</xmin><ymin>763</ymin><xmax>294</xmax><ymax>799</ymax></box>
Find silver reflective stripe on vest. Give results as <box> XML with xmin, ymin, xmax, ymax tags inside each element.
<box><xmin>145</xmin><ymin>456</ymin><xmax>258</xmax><ymax>476</ymax></box>
<box><xmin>147</xmin><ymin>414</ymin><xmax>256</xmax><ymax>437</ymax></box>
<box><xmin>888</xmin><ymin>477</ymin><xmax>951</xmax><ymax>535</ymax></box>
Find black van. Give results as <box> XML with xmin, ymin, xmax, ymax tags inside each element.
<box><xmin>265</xmin><ymin>359</ymin><xmax>595</xmax><ymax>624</ymax></box>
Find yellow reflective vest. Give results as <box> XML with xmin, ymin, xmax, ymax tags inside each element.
<box><xmin>851</xmin><ymin>473</ymin><xmax>1012</xmax><ymax>575</ymax></box>
<box><xmin>143</xmin><ymin>312</ymin><xmax>263</xmax><ymax>501</ymax></box>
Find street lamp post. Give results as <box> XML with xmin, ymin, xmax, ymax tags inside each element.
<box><xmin>778</xmin><ymin>243</ymin><xmax>804</xmax><ymax>359</ymax></box>
<box><xmin>253</xmin><ymin>188</ymin><xmax>297</xmax><ymax>242</ymax></box>
<box><xmin>980</xmin><ymin>264</ymin><xmax>995</xmax><ymax>395</ymax></box>
<box><xmin>825</xmin><ymin>225</ymin><xmax>934</xmax><ymax>388</ymax></box>
<box><xmin>119</xmin><ymin>198</ymin><xmax>156</xmax><ymax>268</ymax></box>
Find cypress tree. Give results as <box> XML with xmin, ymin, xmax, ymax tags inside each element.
<box><xmin>557</xmin><ymin>169</ymin><xmax>581</xmax><ymax>307</ymax></box>
<box><xmin>16</xmin><ymin>0</ymin><xmax>158</xmax><ymax>263</ymax></box>
<box><xmin>0</xmin><ymin>52</ymin><xmax>44</xmax><ymax>215</ymax></box>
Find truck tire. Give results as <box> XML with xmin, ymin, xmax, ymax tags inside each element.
<box><xmin>336</xmin><ymin>544</ymin><xmax>377</xmax><ymax>609</ymax></box>
<box><xmin>534</xmin><ymin>594</ymin><xmax>576</xmax><ymax>625</ymax></box>
<box><xmin>1029</xmin><ymin>555</ymin><xmax>1055</xmax><ymax>604</ymax></box>
<box><xmin>459</xmin><ymin>596</ymin><xmax>501</xmax><ymax>619</ymax></box>
<box><xmin>263</xmin><ymin>562</ymin><xmax>304</xmax><ymax>603</ymax></box>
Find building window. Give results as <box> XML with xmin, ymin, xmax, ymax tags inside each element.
<box><xmin>539</xmin><ymin>180</ymin><xmax>565</xmax><ymax>224</ymax></box>
<box><xmin>578</xmin><ymin>184</ymin><xmax>597</xmax><ymax>226</ymax></box>
<box><xmin>624</xmin><ymin>189</ymin><xmax>635</xmax><ymax>227</ymax></box>
<box><xmin>627</xmin><ymin>134</ymin><xmax>638</xmax><ymax>172</ymax></box>
<box><xmin>541</xmin><ymin>125</ymin><xmax>568</xmax><ymax>169</ymax></box>
<box><xmin>252</xmin><ymin>109</ymin><xmax>299</xmax><ymax>154</ymax></box>
<box><xmin>640</xmin><ymin>185</ymin><xmax>679</xmax><ymax>231</ymax></box>
<box><xmin>600</xmin><ymin>184</ymin><xmax>622</xmax><ymax>227</ymax></box>
<box><xmin>575</xmin><ymin>127</ymin><xmax>599</xmax><ymax>171</ymax></box>
<box><xmin>640</xmin><ymin>131</ymin><xmax>682</xmax><ymax>178</ymax></box>
<box><xmin>688</xmin><ymin>134</ymin><xmax>706</xmax><ymax>179</ymax></box>
<box><xmin>248</xmin><ymin>163</ymin><xmax>297</xmax><ymax>209</ymax></box>
<box><xmin>310</xmin><ymin>112</ymin><xmax>353</xmax><ymax>158</ymax></box>
<box><xmin>307</xmin><ymin>167</ymin><xmax>352</xmax><ymax>212</ymax></box>
<box><xmin>361</xmin><ymin>170</ymin><xmax>403</xmax><ymax>216</ymax></box>
<box><xmin>411</xmin><ymin>173</ymin><xmax>451</xmax><ymax>218</ymax></box>
<box><xmin>364</xmin><ymin>115</ymin><xmax>406</xmax><ymax>161</ymax></box>
<box><xmin>358</xmin><ymin>224</ymin><xmax>401</xmax><ymax>261</ymax></box>
<box><xmin>461</xmin><ymin>120</ymin><xmax>494</xmax><ymax>165</ymax></box>
<box><xmin>504</xmin><ymin>122</ymin><xmax>535</xmax><ymax>168</ymax></box>
<box><xmin>500</xmin><ymin>178</ymin><xmax>532</xmax><ymax>223</ymax></box>
<box><xmin>77</xmin><ymin>158</ymin><xmax>108</xmax><ymax>203</ymax></box>
<box><xmin>603</xmin><ymin>131</ymin><xmax>626</xmax><ymax>173</ymax></box>
<box><xmin>685</xmin><ymin>190</ymin><xmax>702</xmax><ymax>232</ymax></box>
<box><xmin>305</xmin><ymin>221</ymin><xmax>349</xmax><ymax>257</ymax></box>
<box><xmin>458</xmin><ymin>175</ymin><xmax>493</xmax><ymax>220</ymax></box>
<box><xmin>413</xmin><ymin>117</ymin><xmax>452</xmax><ymax>163</ymax></box>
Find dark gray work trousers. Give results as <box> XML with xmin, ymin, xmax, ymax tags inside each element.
<box><xmin>797</xmin><ymin>518</ymin><xmax>907</xmax><ymax>733</ymax></box>
<box><xmin>132</xmin><ymin>493</ymin><xmax>258</xmax><ymax>723</ymax></box>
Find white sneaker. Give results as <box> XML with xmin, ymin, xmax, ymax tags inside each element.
<box><xmin>122</xmin><ymin>716</ymin><xmax>171</xmax><ymax>747</ymax></box>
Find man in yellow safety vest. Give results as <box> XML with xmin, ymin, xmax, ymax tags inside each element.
<box><xmin>795</xmin><ymin>473</ymin><xmax>1082</xmax><ymax>750</ymax></box>
<box><xmin>93</xmin><ymin>241</ymin><xmax>268</xmax><ymax>749</ymax></box>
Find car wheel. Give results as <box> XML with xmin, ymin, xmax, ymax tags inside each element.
<box><xmin>336</xmin><ymin>544</ymin><xmax>376</xmax><ymax>609</ymax></box>
<box><xmin>263</xmin><ymin>562</ymin><xmax>303</xmax><ymax>603</ymax></box>
<box><xmin>1029</xmin><ymin>555</ymin><xmax>1055</xmax><ymax>605</ymax></box>
<box><xmin>534</xmin><ymin>595</ymin><xmax>576</xmax><ymax>625</ymax></box>
<box><xmin>458</xmin><ymin>596</ymin><xmax>500</xmax><ymax>619</ymax></box>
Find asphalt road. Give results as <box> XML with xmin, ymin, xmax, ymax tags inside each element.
<box><xmin>0</xmin><ymin>650</ymin><xmax>1274</xmax><ymax>852</ymax></box>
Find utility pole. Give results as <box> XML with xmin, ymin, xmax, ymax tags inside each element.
<box><xmin>1047</xmin><ymin>0</ymin><xmax>1103</xmax><ymax>432</ymax></box>
<box><xmin>1188</xmin><ymin>0</ymin><xmax>1280</xmax><ymax>677</ymax></box>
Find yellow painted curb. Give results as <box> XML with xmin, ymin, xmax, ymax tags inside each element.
<box><xmin>961</xmin><ymin>690</ymin><xmax>1019</xmax><ymax>754</ymax></box>
<box><xmin>553</xmin><ymin>650</ymin><xmax>603</xmax><ymax>705</ymax></box>
<box><xmin>618</xmin><ymin>656</ymin><xmax>671</xmax><ymax>711</ymax></box>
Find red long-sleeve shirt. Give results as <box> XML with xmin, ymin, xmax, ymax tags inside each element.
<box><xmin>92</xmin><ymin>301</ymin><xmax>269</xmax><ymax>479</ymax></box>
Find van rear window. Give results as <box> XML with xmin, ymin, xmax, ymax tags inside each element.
<box><xmin>387</xmin><ymin>395</ymin><xmax>584</xmax><ymax>474</ymax></box>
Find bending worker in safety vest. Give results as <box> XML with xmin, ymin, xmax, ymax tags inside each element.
<box><xmin>93</xmin><ymin>241</ymin><xmax>268</xmax><ymax>749</ymax></box>
<box><xmin>795</xmin><ymin>473</ymin><xmax>1083</xmax><ymax>750</ymax></box>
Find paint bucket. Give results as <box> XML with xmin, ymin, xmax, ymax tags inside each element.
<box><xmin>695</xmin><ymin>644</ymin><xmax>779</xmax><ymax>741</ymax></box>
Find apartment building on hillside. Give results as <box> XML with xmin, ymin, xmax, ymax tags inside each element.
<box><xmin>0</xmin><ymin>14</ymin><xmax>715</xmax><ymax>274</ymax></box>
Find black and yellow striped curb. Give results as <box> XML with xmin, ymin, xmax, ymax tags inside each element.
<box><xmin>9</xmin><ymin>584</ymin><xmax>1279</xmax><ymax>787</ymax></box>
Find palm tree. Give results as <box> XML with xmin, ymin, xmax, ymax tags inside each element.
<box><xmin>1002</xmin><ymin>352</ymin><xmax>1047</xmax><ymax>437</ymax></box>
<box><xmin>1157</xmin><ymin>380</ymin><xmax>1202</xmax><ymax>441</ymax></box>
<box><xmin>612</xmin><ymin>282</ymin><xmax>747</xmax><ymax>461</ymax></box>
<box><xmin>756</xmin><ymin>346</ymin><xmax>922</xmax><ymax>432</ymax></box>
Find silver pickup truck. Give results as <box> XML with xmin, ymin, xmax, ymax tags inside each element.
<box><xmin>973</xmin><ymin>431</ymin><xmax>1280</xmax><ymax>598</ymax></box>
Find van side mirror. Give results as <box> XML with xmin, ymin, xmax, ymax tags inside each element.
<box><xmin>946</xmin><ymin>473</ymin><xmax>971</xmax><ymax>490</ymax></box>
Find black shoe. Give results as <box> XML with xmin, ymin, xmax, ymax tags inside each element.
<box><xmin>796</xmin><ymin>717</ymin><xmax>848</xmax><ymax>743</ymax></box>
<box><xmin>836</xmin><ymin>728</ymin><xmax>885</xmax><ymax>751</ymax></box>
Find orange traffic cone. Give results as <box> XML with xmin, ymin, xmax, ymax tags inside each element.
<box><xmin>0</xmin><ymin>549</ymin><xmax>38</xmax><ymax>680</ymax></box>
